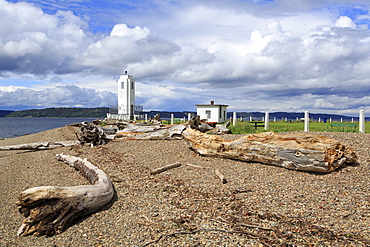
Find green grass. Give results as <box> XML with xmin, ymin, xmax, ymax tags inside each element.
<box><xmin>228</xmin><ymin>121</ymin><xmax>370</xmax><ymax>134</ymax></box>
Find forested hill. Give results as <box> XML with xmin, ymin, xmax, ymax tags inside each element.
<box><xmin>5</xmin><ymin>107</ymin><xmax>109</xmax><ymax>118</ymax></box>
<box><xmin>0</xmin><ymin>110</ymin><xmax>14</xmax><ymax>117</ymax></box>
<box><xmin>4</xmin><ymin>108</ymin><xmax>195</xmax><ymax>118</ymax></box>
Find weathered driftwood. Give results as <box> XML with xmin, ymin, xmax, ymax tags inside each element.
<box><xmin>119</xmin><ymin>123</ymin><xmax>162</xmax><ymax>133</ymax></box>
<box><xmin>116</xmin><ymin>124</ymin><xmax>186</xmax><ymax>140</ymax></box>
<box><xmin>148</xmin><ymin>114</ymin><xmax>162</xmax><ymax>125</ymax></box>
<box><xmin>150</xmin><ymin>162</ymin><xmax>182</xmax><ymax>175</ymax></box>
<box><xmin>187</xmin><ymin>115</ymin><xmax>231</xmax><ymax>134</ymax></box>
<box><xmin>182</xmin><ymin>128</ymin><xmax>357</xmax><ymax>173</ymax></box>
<box><xmin>0</xmin><ymin>140</ymin><xmax>79</xmax><ymax>151</ymax></box>
<box><xmin>184</xmin><ymin>163</ymin><xmax>205</xmax><ymax>169</ymax></box>
<box><xmin>215</xmin><ymin>169</ymin><xmax>227</xmax><ymax>184</ymax></box>
<box><xmin>75</xmin><ymin>122</ymin><xmax>115</xmax><ymax>146</ymax></box>
<box><xmin>16</xmin><ymin>154</ymin><xmax>114</xmax><ymax>236</ymax></box>
<box><xmin>213</xmin><ymin>121</ymin><xmax>231</xmax><ymax>134</ymax></box>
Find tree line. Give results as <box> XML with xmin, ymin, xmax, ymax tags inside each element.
<box><xmin>4</xmin><ymin>107</ymin><xmax>109</xmax><ymax>118</ymax></box>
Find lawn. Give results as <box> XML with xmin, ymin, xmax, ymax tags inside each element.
<box><xmin>228</xmin><ymin>121</ymin><xmax>369</xmax><ymax>134</ymax></box>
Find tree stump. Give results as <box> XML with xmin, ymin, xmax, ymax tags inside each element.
<box><xmin>182</xmin><ymin>128</ymin><xmax>357</xmax><ymax>173</ymax></box>
<box><xmin>75</xmin><ymin>122</ymin><xmax>115</xmax><ymax>146</ymax></box>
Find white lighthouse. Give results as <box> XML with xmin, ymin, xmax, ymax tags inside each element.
<box><xmin>107</xmin><ymin>72</ymin><xmax>143</xmax><ymax>120</ymax></box>
<box><xmin>117</xmin><ymin>72</ymin><xmax>135</xmax><ymax>119</ymax></box>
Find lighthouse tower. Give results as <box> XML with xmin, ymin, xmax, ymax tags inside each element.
<box><xmin>117</xmin><ymin>72</ymin><xmax>135</xmax><ymax>119</ymax></box>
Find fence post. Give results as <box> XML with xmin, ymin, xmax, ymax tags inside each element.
<box><xmin>359</xmin><ymin>110</ymin><xmax>365</xmax><ymax>133</ymax></box>
<box><xmin>304</xmin><ymin>111</ymin><xmax>309</xmax><ymax>132</ymax></box>
<box><xmin>264</xmin><ymin>112</ymin><xmax>269</xmax><ymax>130</ymax></box>
<box><xmin>171</xmin><ymin>114</ymin><xmax>174</xmax><ymax>125</ymax></box>
<box><xmin>233</xmin><ymin>112</ymin><xmax>237</xmax><ymax>126</ymax></box>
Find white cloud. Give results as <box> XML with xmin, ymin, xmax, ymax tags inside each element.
<box><xmin>0</xmin><ymin>0</ymin><xmax>91</xmax><ymax>74</ymax></box>
<box><xmin>335</xmin><ymin>16</ymin><xmax>356</xmax><ymax>28</ymax></box>
<box><xmin>110</xmin><ymin>24</ymin><xmax>150</xmax><ymax>40</ymax></box>
<box><xmin>0</xmin><ymin>85</ymin><xmax>117</xmax><ymax>109</ymax></box>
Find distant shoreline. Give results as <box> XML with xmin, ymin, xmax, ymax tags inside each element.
<box><xmin>0</xmin><ymin>107</ymin><xmax>364</xmax><ymax>121</ymax></box>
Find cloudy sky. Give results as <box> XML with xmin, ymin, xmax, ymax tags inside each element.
<box><xmin>1</xmin><ymin>0</ymin><xmax>370</xmax><ymax>116</ymax></box>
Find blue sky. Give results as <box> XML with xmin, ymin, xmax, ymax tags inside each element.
<box><xmin>1</xmin><ymin>0</ymin><xmax>370</xmax><ymax>116</ymax></box>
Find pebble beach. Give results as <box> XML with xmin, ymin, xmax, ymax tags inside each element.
<box><xmin>0</xmin><ymin>125</ymin><xmax>369</xmax><ymax>246</ymax></box>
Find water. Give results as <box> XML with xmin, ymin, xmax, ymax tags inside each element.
<box><xmin>0</xmin><ymin>118</ymin><xmax>96</xmax><ymax>139</ymax></box>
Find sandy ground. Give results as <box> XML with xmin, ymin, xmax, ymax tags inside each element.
<box><xmin>0</xmin><ymin>126</ymin><xmax>369</xmax><ymax>246</ymax></box>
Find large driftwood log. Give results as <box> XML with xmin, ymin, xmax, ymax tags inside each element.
<box><xmin>119</xmin><ymin>123</ymin><xmax>162</xmax><ymax>133</ymax></box>
<box><xmin>16</xmin><ymin>154</ymin><xmax>114</xmax><ymax>236</ymax></box>
<box><xmin>0</xmin><ymin>140</ymin><xmax>79</xmax><ymax>151</ymax></box>
<box><xmin>182</xmin><ymin>128</ymin><xmax>357</xmax><ymax>173</ymax></box>
<box><xmin>116</xmin><ymin>124</ymin><xmax>186</xmax><ymax>140</ymax></box>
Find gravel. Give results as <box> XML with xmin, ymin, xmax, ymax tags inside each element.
<box><xmin>0</xmin><ymin>126</ymin><xmax>369</xmax><ymax>246</ymax></box>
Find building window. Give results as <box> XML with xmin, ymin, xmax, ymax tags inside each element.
<box><xmin>121</xmin><ymin>82</ymin><xmax>124</xmax><ymax>89</ymax></box>
<box><xmin>206</xmin><ymin>110</ymin><xmax>211</xmax><ymax>119</ymax></box>
<box><xmin>131</xmin><ymin>82</ymin><xmax>134</xmax><ymax>90</ymax></box>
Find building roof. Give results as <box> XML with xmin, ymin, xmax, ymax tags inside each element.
<box><xmin>195</xmin><ymin>104</ymin><xmax>229</xmax><ymax>107</ymax></box>
<box><xmin>195</xmin><ymin>101</ymin><xmax>228</xmax><ymax>107</ymax></box>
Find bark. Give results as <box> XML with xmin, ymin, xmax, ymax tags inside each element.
<box><xmin>182</xmin><ymin>128</ymin><xmax>357</xmax><ymax>173</ymax></box>
<box><xmin>16</xmin><ymin>154</ymin><xmax>115</xmax><ymax>236</ymax></box>
<box><xmin>0</xmin><ymin>140</ymin><xmax>79</xmax><ymax>151</ymax></box>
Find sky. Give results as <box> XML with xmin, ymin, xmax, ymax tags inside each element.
<box><xmin>1</xmin><ymin>0</ymin><xmax>370</xmax><ymax>116</ymax></box>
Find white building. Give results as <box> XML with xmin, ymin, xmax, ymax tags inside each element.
<box><xmin>196</xmin><ymin>101</ymin><xmax>228</xmax><ymax>123</ymax></box>
<box><xmin>107</xmin><ymin>72</ymin><xmax>143</xmax><ymax>120</ymax></box>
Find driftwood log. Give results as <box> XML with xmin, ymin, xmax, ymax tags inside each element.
<box><xmin>0</xmin><ymin>140</ymin><xmax>79</xmax><ymax>151</ymax></box>
<box><xmin>16</xmin><ymin>154</ymin><xmax>114</xmax><ymax>236</ymax></box>
<box><xmin>182</xmin><ymin>128</ymin><xmax>357</xmax><ymax>173</ymax></box>
<box><xmin>118</xmin><ymin>123</ymin><xmax>162</xmax><ymax>133</ymax></box>
<box><xmin>116</xmin><ymin>124</ymin><xmax>187</xmax><ymax>140</ymax></box>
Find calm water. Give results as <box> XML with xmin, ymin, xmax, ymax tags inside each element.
<box><xmin>0</xmin><ymin>118</ymin><xmax>96</xmax><ymax>139</ymax></box>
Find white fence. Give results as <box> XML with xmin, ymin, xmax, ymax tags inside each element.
<box><xmin>231</xmin><ymin>110</ymin><xmax>366</xmax><ymax>133</ymax></box>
